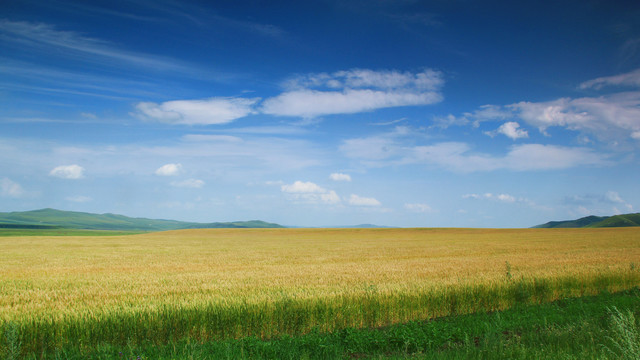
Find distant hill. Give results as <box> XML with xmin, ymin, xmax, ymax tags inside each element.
<box><xmin>585</xmin><ymin>213</ymin><xmax>640</xmax><ymax>228</ymax></box>
<box><xmin>0</xmin><ymin>208</ymin><xmax>284</xmax><ymax>231</ymax></box>
<box><xmin>534</xmin><ymin>213</ymin><xmax>640</xmax><ymax>228</ymax></box>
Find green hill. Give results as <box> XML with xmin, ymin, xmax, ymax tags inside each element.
<box><xmin>586</xmin><ymin>213</ymin><xmax>640</xmax><ymax>228</ymax></box>
<box><xmin>533</xmin><ymin>215</ymin><xmax>609</xmax><ymax>228</ymax></box>
<box><xmin>0</xmin><ymin>208</ymin><xmax>284</xmax><ymax>231</ymax></box>
<box><xmin>534</xmin><ymin>213</ymin><xmax>640</xmax><ymax>228</ymax></box>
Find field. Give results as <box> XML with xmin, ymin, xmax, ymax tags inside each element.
<box><xmin>1</xmin><ymin>227</ymin><xmax>639</xmax><ymax>358</ymax></box>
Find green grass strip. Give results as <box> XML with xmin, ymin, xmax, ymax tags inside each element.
<box><xmin>4</xmin><ymin>287</ymin><xmax>638</xmax><ymax>359</ymax></box>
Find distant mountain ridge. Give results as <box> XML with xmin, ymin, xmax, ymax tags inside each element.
<box><xmin>0</xmin><ymin>208</ymin><xmax>284</xmax><ymax>231</ymax></box>
<box><xmin>534</xmin><ymin>213</ymin><xmax>640</xmax><ymax>228</ymax></box>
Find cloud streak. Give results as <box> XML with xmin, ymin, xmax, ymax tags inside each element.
<box><xmin>1</xmin><ymin>177</ymin><xmax>24</xmax><ymax>198</ymax></box>
<box><xmin>341</xmin><ymin>130</ymin><xmax>607</xmax><ymax>172</ymax></box>
<box><xmin>261</xmin><ymin>69</ymin><xmax>444</xmax><ymax>117</ymax></box>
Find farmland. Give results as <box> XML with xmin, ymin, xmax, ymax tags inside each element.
<box><xmin>1</xmin><ymin>227</ymin><xmax>639</xmax><ymax>358</ymax></box>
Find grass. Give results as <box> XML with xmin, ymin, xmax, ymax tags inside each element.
<box><xmin>0</xmin><ymin>227</ymin><xmax>639</xmax><ymax>357</ymax></box>
<box><xmin>5</xmin><ymin>288</ymin><xmax>639</xmax><ymax>359</ymax></box>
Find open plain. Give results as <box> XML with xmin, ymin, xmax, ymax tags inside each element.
<box><xmin>1</xmin><ymin>227</ymin><xmax>639</xmax><ymax>358</ymax></box>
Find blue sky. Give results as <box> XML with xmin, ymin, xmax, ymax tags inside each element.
<box><xmin>1</xmin><ymin>0</ymin><xmax>639</xmax><ymax>227</ymax></box>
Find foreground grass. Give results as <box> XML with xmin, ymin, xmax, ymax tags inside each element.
<box><xmin>6</xmin><ymin>288</ymin><xmax>639</xmax><ymax>359</ymax></box>
<box><xmin>1</xmin><ymin>228</ymin><xmax>639</xmax><ymax>357</ymax></box>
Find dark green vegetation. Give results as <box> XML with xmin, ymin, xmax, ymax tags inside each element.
<box><xmin>0</xmin><ymin>208</ymin><xmax>284</xmax><ymax>231</ymax></box>
<box><xmin>534</xmin><ymin>213</ymin><xmax>640</xmax><ymax>228</ymax></box>
<box><xmin>4</xmin><ymin>288</ymin><xmax>638</xmax><ymax>359</ymax></box>
<box><xmin>0</xmin><ymin>228</ymin><xmax>145</xmax><ymax>237</ymax></box>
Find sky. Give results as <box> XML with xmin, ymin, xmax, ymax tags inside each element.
<box><xmin>1</xmin><ymin>0</ymin><xmax>639</xmax><ymax>227</ymax></box>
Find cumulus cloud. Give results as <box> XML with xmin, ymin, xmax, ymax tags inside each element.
<box><xmin>261</xmin><ymin>69</ymin><xmax>443</xmax><ymax>117</ymax></box>
<box><xmin>1</xmin><ymin>177</ymin><xmax>24</xmax><ymax>198</ymax></box>
<box><xmin>171</xmin><ymin>179</ymin><xmax>205</xmax><ymax>188</ymax></box>
<box><xmin>134</xmin><ymin>97</ymin><xmax>258</xmax><ymax>125</ymax></box>
<box><xmin>49</xmin><ymin>164</ymin><xmax>85</xmax><ymax>179</ymax></box>
<box><xmin>281</xmin><ymin>181</ymin><xmax>340</xmax><ymax>204</ymax></box>
<box><xmin>512</xmin><ymin>93</ymin><xmax>640</xmax><ymax>141</ymax></box>
<box><xmin>436</xmin><ymin>69</ymin><xmax>640</xmax><ymax>143</ymax></box>
<box><xmin>329</xmin><ymin>173</ymin><xmax>352</xmax><ymax>181</ymax></box>
<box><xmin>485</xmin><ymin>122</ymin><xmax>528</xmax><ymax>140</ymax></box>
<box><xmin>348</xmin><ymin>194</ymin><xmax>381</xmax><ymax>206</ymax></box>
<box><xmin>155</xmin><ymin>163</ymin><xmax>182</xmax><ymax>176</ymax></box>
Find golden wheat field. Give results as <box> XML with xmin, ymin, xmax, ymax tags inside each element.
<box><xmin>1</xmin><ymin>227</ymin><xmax>639</xmax><ymax>353</ymax></box>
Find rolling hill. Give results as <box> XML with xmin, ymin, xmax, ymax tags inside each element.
<box><xmin>0</xmin><ymin>208</ymin><xmax>284</xmax><ymax>231</ymax></box>
<box><xmin>534</xmin><ymin>213</ymin><xmax>640</xmax><ymax>228</ymax></box>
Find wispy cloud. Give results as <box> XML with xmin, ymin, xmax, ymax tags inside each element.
<box><xmin>579</xmin><ymin>68</ymin><xmax>640</xmax><ymax>89</ymax></box>
<box><xmin>66</xmin><ymin>195</ymin><xmax>92</xmax><ymax>203</ymax></box>
<box><xmin>0</xmin><ymin>19</ymin><xmax>226</xmax><ymax>82</ymax></box>
<box><xmin>463</xmin><ymin>193</ymin><xmax>516</xmax><ymax>203</ymax></box>
<box><xmin>341</xmin><ymin>128</ymin><xmax>608</xmax><ymax>172</ymax></box>
<box><xmin>1</xmin><ymin>177</ymin><xmax>24</xmax><ymax>198</ymax></box>
<box><xmin>261</xmin><ymin>69</ymin><xmax>443</xmax><ymax>118</ymax></box>
<box><xmin>563</xmin><ymin>191</ymin><xmax>634</xmax><ymax>214</ymax></box>
<box><xmin>171</xmin><ymin>179</ymin><xmax>205</xmax><ymax>188</ymax></box>
<box><xmin>329</xmin><ymin>173</ymin><xmax>352</xmax><ymax>181</ymax></box>
<box><xmin>404</xmin><ymin>203</ymin><xmax>434</xmax><ymax>213</ymax></box>
<box><xmin>0</xmin><ymin>20</ymin><xmax>179</xmax><ymax>70</ymax></box>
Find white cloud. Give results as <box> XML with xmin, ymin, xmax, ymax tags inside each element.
<box><xmin>409</xmin><ymin>143</ymin><xmax>605</xmax><ymax>172</ymax></box>
<box><xmin>485</xmin><ymin>122</ymin><xmax>528</xmax><ymax>140</ymax></box>
<box><xmin>404</xmin><ymin>203</ymin><xmax>434</xmax><ymax>212</ymax></box>
<box><xmin>262</xmin><ymin>69</ymin><xmax>443</xmax><ymax>117</ymax></box>
<box><xmin>605</xmin><ymin>191</ymin><xmax>634</xmax><ymax>211</ymax></box>
<box><xmin>510</xmin><ymin>92</ymin><xmax>640</xmax><ymax>142</ymax></box>
<box><xmin>502</xmin><ymin>144</ymin><xmax>606</xmax><ymax>171</ymax></box>
<box><xmin>281</xmin><ymin>181</ymin><xmax>340</xmax><ymax>205</ymax></box>
<box><xmin>463</xmin><ymin>193</ymin><xmax>516</xmax><ymax>203</ymax></box>
<box><xmin>329</xmin><ymin>173</ymin><xmax>352</xmax><ymax>181</ymax></box>
<box><xmin>433</xmin><ymin>105</ymin><xmax>512</xmax><ymax>129</ymax></box>
<box><xmin>171</xmin><ymin>179</ymin><xmax>205</xmax><ymax>188</ymax></box>
<box><xmin>341</xmin><ymin>126</ymin><xmax>607</xmax><ymax>172</ymax></box>
<box><xmin>181</xmin><ymin>134</ymin><xmax>243</xmax><ymax>142</ymax></box>
<box><xmin>66</xmin><ymin>195</ymin><xmax>92</xmax><ymax>203</ymax></box>
<box><xmin>340</xmin><ymin>136</ymin><xmax>400</xmax><ymax>161</ymax></box>
<box><xmin>284</xmin><ymin>68</ymin><xmax>443</xmax><ymax>91</ymax></box>
<box><xmin>563</xmin><ymin>191</ymin><xmax>634</xmax><ymax>215</ymax></box>
<box><xmin>155</xmin><ymin>163</ymin><xmax>182</xmax><ymax>176</ymax></box>
<box><xmin>439</xmin><ymin>74</ymin><xmax>640</xmax><ymax>143</ymax></box>
<box><xmin>1</xmin><ymin>177</ymin><xmax>24</xmax><ymax>198</ymax></box>
<box><xmin>49</xmin><ymin>164</ymin><xmax>85</xmax><ymax>179</ymax></box>
<box><xmin>281</xmin><ymin>181</ymin><xmax>326</xmax><ymax>193</ymax></box>
<box><xmin>348</xmin><ymin>194</ymin><xmax>381</xmax><ymax>206</ymax></box>
<box><xmin>579</xmin><ymin>68</ymin><xmax>640</xmax><ymax>90</ymax></box>
<box><xmin>134</xmin><ymin>97</ymin><xmax>258</xmax><ymax>125</ymax></box>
